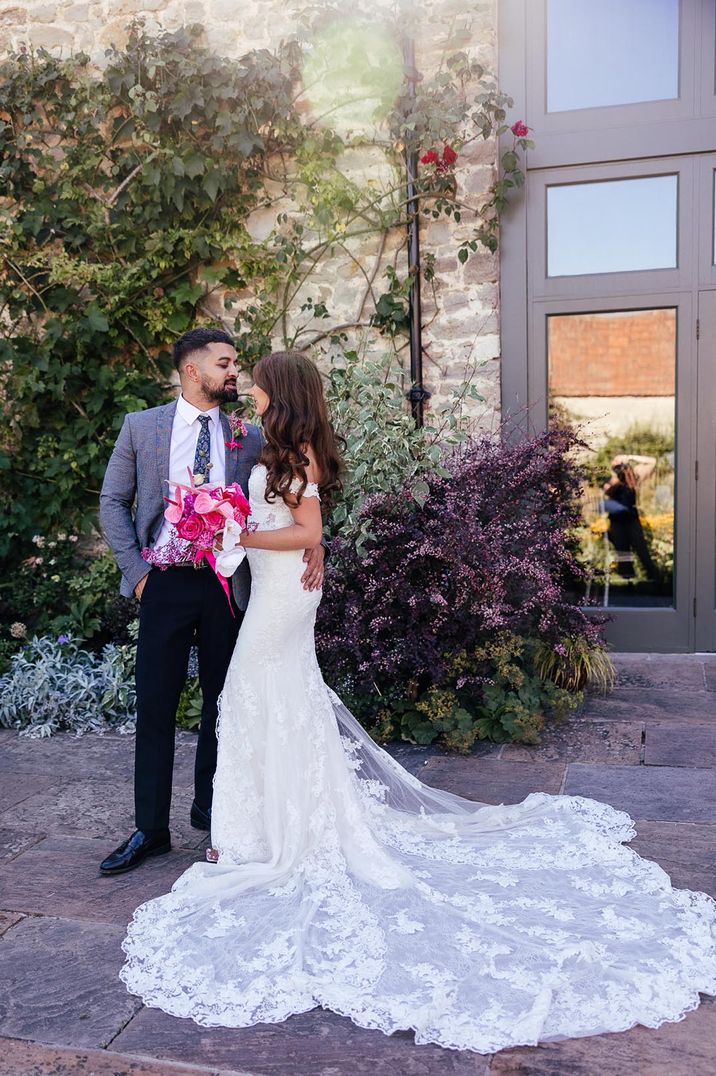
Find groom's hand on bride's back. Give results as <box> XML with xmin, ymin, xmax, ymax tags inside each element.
<box><xmin>301</xmin><ymin>544</ymin><xmax>325</xmax><ymax>591</ymax></box>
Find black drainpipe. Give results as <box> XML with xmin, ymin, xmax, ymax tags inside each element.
<box><xmin>403</xmin><ymin>36</ymin><xmax>431</xmax><ymax>427</ymax></box>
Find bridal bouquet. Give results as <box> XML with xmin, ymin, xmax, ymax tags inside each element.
<box><xmin>142</xmin><ymin>471</ymin><xmax>251</xmax><ymax>609</ymax></box>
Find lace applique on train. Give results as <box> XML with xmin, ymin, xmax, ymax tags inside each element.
<box><xmin>120</xmin><ymin>465</ymin><xmax>716</xmax><ymax>1053</ymax></box>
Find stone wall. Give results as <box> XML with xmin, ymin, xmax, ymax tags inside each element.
<box><xmin>0</xmin><ymin>0</ymin><xmax>500</xmax><ymax>426</ymax></box>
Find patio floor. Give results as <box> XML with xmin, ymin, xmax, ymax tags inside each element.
<box><xmin>0</xmin><ymin>652</ymin><xmax>714</xmax><ymax>1075</ymax></box>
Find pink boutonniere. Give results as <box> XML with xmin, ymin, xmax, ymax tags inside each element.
<box><xmin>225</xmin><ymin>412</ymin><xmax>248</xmax><ymax>451</ymax></box>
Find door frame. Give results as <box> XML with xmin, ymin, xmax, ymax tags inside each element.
<box><xmin>695</xmin><ymin>289</ymin><xmax>716</xmax><ymax>650</ymax></box>
<box><xmin>530</xmin><ymin>292</ymin><xmax>696</xmax><ymax>652</ymax></box>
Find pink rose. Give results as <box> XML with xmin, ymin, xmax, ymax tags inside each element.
<box><xmin>176</xmin><ymin>515</ymin><xmax>205</xmax><ymax>542</ymax></box>
<box><xmin>420</xmin><ymin>149</ymin><xmax>439</xmax><ymax>166</ymax></box>
<box><xmin>202</xmin><ymin>511</ymin><xmax>225</xmax><ymax>530</ymax></box>
<box><xmin>229</xmin><ymin>486</ymin><xmax>251</xmax><ymax>517</ymax></box>
<box><xmin>511</xmin><ymin>120</ymin><xmax>529</xmax><ymax>138</ymax></box>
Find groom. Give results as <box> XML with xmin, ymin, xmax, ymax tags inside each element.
<box><xmin>98</xmin><ymin>327</ymin><xmax>324</xmax><ymax>875</ymax></box>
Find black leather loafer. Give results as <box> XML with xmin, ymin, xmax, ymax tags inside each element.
<box><xmin>100</xmin><ymin>829</ymin><xmax>171</xmax><ymax>876</ymax></box>
<box><xmin>190</xmin><ymin>800</ymin><xmax>211</xmax><ymax>831</ymax></box>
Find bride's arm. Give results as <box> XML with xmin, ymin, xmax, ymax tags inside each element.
<box><xmin>240</xmin><ymin>492</ymin><xmax>322</xmax><ymax>551</ymax></box>
<box><xmin>241</xmin><ymin>449</ymin><xmax>323</xmax><ymax>552</ymax></box>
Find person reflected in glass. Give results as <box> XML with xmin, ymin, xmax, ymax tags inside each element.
<box><xmin>602</xmin><ymin>454</ymin><xmax>661</xmax><ymax>584</ymax></box>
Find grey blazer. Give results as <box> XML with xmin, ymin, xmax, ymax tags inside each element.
<box><xmin>99</xmin><ymin>401</ymin><xmax>263</xmax><ymax>611</ymax></box>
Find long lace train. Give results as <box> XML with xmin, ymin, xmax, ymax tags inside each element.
<box><xmin>120</xmin><ymin>466</ymin><xmax>716</xmax><ymax>1054</ymax></box>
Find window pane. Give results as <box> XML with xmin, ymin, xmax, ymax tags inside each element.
<box><xmin>547</xmin><ymin>0</ymin><xmax>680</xmax><ymax>113</ymax></box>
<box><xmin>548</xmin><ymin>309</ymin><xmax>676</xmax><ymax>609</ymax></box>
<box><xmin>547</xmin><ymin>175</ymin><xmax>678</xmax><ymax>277</ymax></box>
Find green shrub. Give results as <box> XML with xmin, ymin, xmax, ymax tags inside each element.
<box><xmin>0</xmin><ymin>634</ymin><xmax>136</xmax><ymax>737</ymax></box>
<box><xmin>0</xmin><ymin>536</ymin><xmax>133</xmax><ymax>647</ymax></box>
<box><xmin>364</xmin><ymin>633</ymin><xmax>586</xmax><ymax>753</ymax></box>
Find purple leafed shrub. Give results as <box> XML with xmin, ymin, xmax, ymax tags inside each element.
<box><xmin>317</xmin><ymin>425</ymin><xmax>604</xmax><ymax>708</ymax></box>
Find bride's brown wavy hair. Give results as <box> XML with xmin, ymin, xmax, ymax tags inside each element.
<box><xmin>253</xmin><ymin>350</ymin><xmax>344</xmax><ymax>508</ymax></box>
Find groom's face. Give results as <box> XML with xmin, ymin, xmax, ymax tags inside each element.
<box><xmin>186</xmin><ymin>343</ymin><xmax>239</xmax><ymax>404</ymax></box>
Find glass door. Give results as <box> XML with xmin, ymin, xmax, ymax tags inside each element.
<box><xmin>532</xmin><ymin>294</ymin><xmax>696</xmax><ymax>651</ymax></box>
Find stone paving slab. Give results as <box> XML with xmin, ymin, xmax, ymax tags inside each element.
<box><xmin>501</xmin><ymin>720</ymin><xmax>642</xmax><ymax>765</ymax></box>
<box><xmin>564</xmin><ymin>763</ymin><xmax>716</xmax><ymax>822</ymax></box>
<box><xmin>111</xmin><ymin>1007</ymin><xmax>491</xmax><ymax>1076</ymax></box>
<box><xmin>0</xmin><ymin>911</ymin><xmax>23</xmax><ymax>937</ymax></box>
<box><xmin>4</xmin><ymin>776</ymin><xmax>208</xmax><ymax>849</ymax></box>
<box><xmin>0</xmin><ymin>729</ymin><xmax>134</xmax><ymax>780</ymax></box>
<box><xmin>627</xmin><ymin>821</ymin><xmax>716</xmax><ymax>896</ymax></box>
<box><xmin>420</xmin><ymin>758</ymin><xmax>566</xmax><ymax>802</ymax></box>
<box><xmin>612</xmin><ymin>653</ymin><xmax>709</xmax><ymax>690</ymax></box>
<box><xmin>0</xmin><ymin>827</ymin><xmax>44</xmax><ymax>863</ymax></box>
<box><xmin>579</xmin><ymin>688</ymin><xmax>715</xmax><ymax>722</ymax></box>
<box><xmin>0</xmin><ymin>1038</ymin><xmax>237</xmax><ymax>1076</ymax></box>
<box><xmin>644</xmin><ymin>723</ymin><xmax>716</xmax><ymax>767</ymax></box>
<box><xmin>490</xmin><ymin>996</ymin><xmax>716</xmax><ymax>1076</ymax></box>
<box><xmin>705</xmin><ymin>665</ymin><xmax>716</xmax><ymax>691</ymax></box>
<box><xmin>5</xmin><ymin>777</ymin><xmax>136</xmax><ymax>842</ymax></box>
<box><xmin>385</xmin><ymin>740</ymin><xmax>503</xmax><ymax>776</ymax></box>
<box><xmin>0</xmin><ymin>915</ymin><xmax>141</xmax><ymax>1049</ymax></box>
<box><xmin>0</xmin><ymin>835</ymin><xmax>200</xmax><ymax>923</ymax></box>
<box><xmin>0</xmin><ymin>728</ymin><xmax>198</xmax><ymax>784</ymax></box>
<box><xmin>0</xmin><ymin>772</ymin><xmax>60</xmax><ymax>814</ymax></box>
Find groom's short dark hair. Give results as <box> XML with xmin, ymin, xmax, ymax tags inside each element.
<box><xmin>172</xmin><ymin>327</ymin><xmax>236</xmax><ymax>371</ymax></box>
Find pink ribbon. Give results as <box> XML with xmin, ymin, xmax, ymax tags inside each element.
<box><xmin>203</xmin><ymin>551</ymin><xmax>235</xmax><ymax>617</ymax></box>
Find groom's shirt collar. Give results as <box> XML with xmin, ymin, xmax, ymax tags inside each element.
<box><xmin>176</xmin><ymin>394</ymin><xmax>222</xmax><ymax>430</ymax></box>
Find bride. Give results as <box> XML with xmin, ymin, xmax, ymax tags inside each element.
<box><xmin>121</xmin><ymin>350</ymin><xmax>716</xmax><ymax>1054</ymax></box>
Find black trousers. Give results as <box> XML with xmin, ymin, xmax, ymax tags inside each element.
<box><xmin>134</xmin><ymin>566</ymin><xmax>242</xmax><ymax>832</ymax></box>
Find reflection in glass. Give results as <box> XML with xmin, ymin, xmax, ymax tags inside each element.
<box><xmin>547</xmin><ymin>176</ymin><xmax>678</xmax><ymax>277</ymax></box>
<box><xmin>548</xmin><ymin>309</ymin><xmax>676</xmax><ymax>608</ymax></box>
<box><xmin>547</xmin><ymin>0</ymin><xmax>680</xmax><ymax>113</ymax></box>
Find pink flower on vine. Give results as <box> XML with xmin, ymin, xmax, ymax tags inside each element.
<box><xmin>511</xmin><ymin>120</ymin><xmax>530</xmax><ymax>138</ymax></box>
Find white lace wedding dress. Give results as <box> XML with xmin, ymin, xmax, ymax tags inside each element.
<box><xmin>121</xmin><ymin>463</ymin><xmax>716</xmax><ymax>1054</ymax></box>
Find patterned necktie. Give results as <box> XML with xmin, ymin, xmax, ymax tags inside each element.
<box><xmin>192</xmin><ymin>414</ymin><xmax>212</xmax><ymax>484</ymax></box>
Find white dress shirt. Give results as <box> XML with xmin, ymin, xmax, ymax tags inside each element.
<box><xmin>154</xmin><ymin>395</ymin><xmax>226</xmax><ymax>550</ymax></box>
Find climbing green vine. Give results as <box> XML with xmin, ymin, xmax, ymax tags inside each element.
<box><xmin>0</xmin><ymin>14</ymin><xmax>529</xmax><ymax>557</ymax></box>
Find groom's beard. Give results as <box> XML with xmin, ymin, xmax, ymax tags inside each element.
<box><xmin>201</xmin><ymin>376</ymin><xmax>239</xmax><ymax>405</ymax></box>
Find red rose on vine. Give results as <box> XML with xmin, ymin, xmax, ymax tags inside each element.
<box><xmin>420</xmin><ymin>144</ymin><xmax>458</xmax><ymax>174</ymax></box>
<box><xmin>511</xmin><ymin>120</ymin><xmax>530</xmax><ymax>138</ymax></box>
<box><xmin>420</xmin><ymin>149</ymin><xmax>439</xmax><ymax>166</ymax></box>
<box><xmin>441</xmin><ymin>144</ymin><xmax>457</xmax><ymax>168</ymax></box>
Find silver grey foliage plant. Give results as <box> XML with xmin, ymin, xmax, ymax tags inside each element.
<box><xmin>0</xmin><ymin>634</ymin><xmax>137</xmax><ymax>738</ymax></box>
